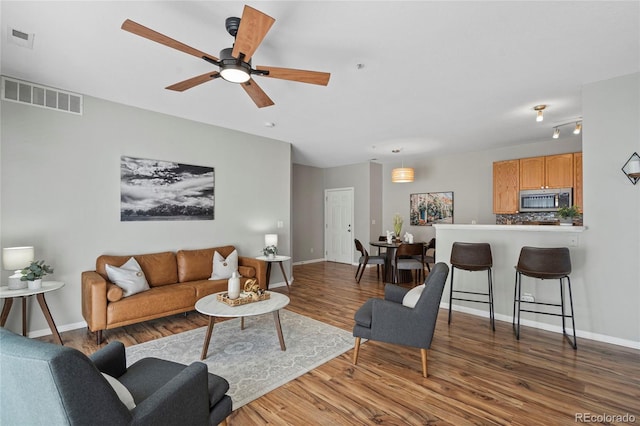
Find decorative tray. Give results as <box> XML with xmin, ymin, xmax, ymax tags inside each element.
<box><xmin>217</xmin><ymin>291</ymin><xmax>270</xmax><ymax>307</ymax></box>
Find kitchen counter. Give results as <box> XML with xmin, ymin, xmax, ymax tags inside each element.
<box><xmin>434</xmin><ymin>224</ymin><xmax>586</xmax><ymax>232</ymax></box>
<box><xmin>433</xmin><ymin>223</ymin><xmax>585</xmax><ymax>335</ymax></box>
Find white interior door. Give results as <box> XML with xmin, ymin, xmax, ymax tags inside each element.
<box><xmin>325</xmin><ymin>188</ymin><xmax>354</xmax><ymax>264</ymax></box>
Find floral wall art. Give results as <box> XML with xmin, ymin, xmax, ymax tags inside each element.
<box><xmin>120</xmin><ymin>156</ymin><xmax>214</xmax><ymax>221</ymax></box>
<box><xmin>410</xmin><ymin>191</ymin><xmax>454</xmax><ymax>225</ymax></box>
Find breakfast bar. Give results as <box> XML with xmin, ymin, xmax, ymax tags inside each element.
<box><xmin>434</xmin><ymin>224</ymin><xmax>586</xmax><ymax>333</ymax></box>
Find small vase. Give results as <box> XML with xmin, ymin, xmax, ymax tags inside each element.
<box><xmin>27</xmin><ymin>279</ymin><xmax>42</xmax><ymax>290</ymax></box>
<box><xmin>268</xmin><ymin>253</ymin><xmax>275</xmax><ymax>259</ymax></box>
<box><xmin>227</xmin><ymin>272</ymin><xmax>240</xmax><ymax>299</ymax></box>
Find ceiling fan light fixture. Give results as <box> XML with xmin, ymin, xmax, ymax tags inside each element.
<box><xmin>219</xmin><ymin>47</ymin><xmax>251</xmax><ymax>83</ymax></box>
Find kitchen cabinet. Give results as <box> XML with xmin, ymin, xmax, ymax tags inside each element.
<box><xmin>573</xmin><ymin>152</ymin><xmax>583</xmax><ymax>211</ymax></box>
<box><xmin>493</xmin><ymin>160</ymin><xmax>520</xmax><ymax>214</ymax></box>
<box><xmin>519</xmin><ymin>153</ymin><xmax>574</xmax><ymax>189</ymax></box>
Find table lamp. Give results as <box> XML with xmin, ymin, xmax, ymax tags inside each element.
<box><xmin>265</xmin><ymin>234</ymin><xmax>278</xmax><ymax>248</ymax></box>
<box><xmin>2</xmin><ymin>246</ymin><xmax>34</xmax><ymax>290</ymax></box>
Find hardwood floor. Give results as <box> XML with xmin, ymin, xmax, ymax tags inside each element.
<box><xmin>53</xmin><ymin>262</ymin><xmax>639</xmax><ymax>425</ymax></box>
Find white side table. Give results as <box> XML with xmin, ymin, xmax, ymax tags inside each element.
<box><xmin>255</xmin><ymin>255</ymin><xmax>292</xmax><ymax>291</ymax></box>
<box><xmin>0</xmin><ymin>281</ymin><xmax>65</xmax><ymax>345</ymax></box>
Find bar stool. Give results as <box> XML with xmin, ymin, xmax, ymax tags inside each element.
<box><xmin>513</xmin><ymin>246</ymin><xmax>576</xmax><ymax>349</ymax></box>
<box><xmin>448</xmin><ymin>242</ymin><xmax>495</xmax><ymax>330</ymax></box>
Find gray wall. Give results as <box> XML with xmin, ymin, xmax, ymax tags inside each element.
<box><xmin>1</xmin><ymin>95</ymin><xmax>291</xmax><ymax>335</ymax></box>
<box><xmin>292</xmin><ymin>163</ymin><xmax>324</xmax><ymax>263</ymax></box>
<box><xmin>581</xmin><ymin>72</ymin><xmax>639</xmax><ymax>343</ymax></box>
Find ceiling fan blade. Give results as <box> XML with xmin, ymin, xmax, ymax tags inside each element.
<box><xmin>165</xmin><ymin>72</ymin><xmax>221</xmax><ymax>92</ymax></box>
<box><xmin>256</xmin><ymin>66</ymin><xmax>330</xmax><ymax>86</ymax></box>
<box><xmin>231</xmin><ymin>6</ymin><xmax>275</xmax><ymax>63</ymax></box>
<box><xmin>241</xmin><ymin>78</ymin><xmax>274</xmax><ymax>108</ymax></box>
<box><xmin>122</xmin><ymin>19</ymin><xmax>219</xmax><ymax>62</ymax></box>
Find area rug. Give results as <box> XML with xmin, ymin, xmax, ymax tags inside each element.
<box><xmin>125</xmin><ymin>310</ymin><xmax>354</xmax><ymax>409</ymax></box>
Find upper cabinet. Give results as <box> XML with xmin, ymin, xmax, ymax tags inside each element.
<box><xmin>493</xmin><ymin>152</ymin><xmax>581</xmax><ymax>214</ymax></box>
<box><xmin>493</xmin><ymin>160</ymin><xmax>520</xmax><ymax>214</ymax></box>
<box><xmin>573</xmin><ymin>152</ymin><xmax>583</xmax><ymax>211</ymax></box>
<box><xmin>520</xmin><ymin>153</ymin><xmax>574</xmax><ymax>189</ymax></box>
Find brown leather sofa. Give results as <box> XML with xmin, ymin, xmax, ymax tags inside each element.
<box><xmin>82</xmin><ymin>245</ymin><xmax>266</xmax><ymax>343</ymax></box>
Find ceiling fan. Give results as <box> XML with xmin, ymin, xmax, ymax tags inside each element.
<box><xmin>121</xmin><ymin>5</ymin><xmax>331</xmax><ymax>108</ymax></box>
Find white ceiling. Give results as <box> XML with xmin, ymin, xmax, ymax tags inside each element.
<box><xmin>2</xmin><ymin>1</ymin><xmax>639</xmax><ymax>168</ymax></box>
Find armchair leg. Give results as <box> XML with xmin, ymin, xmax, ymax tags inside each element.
<box><xmin>353</xmin><ymin>337</ymin><xmax>361</xmax><ymax>365</ymax></box>
<box><xmin>421</xmin><ymin>348</ymin><xmax>428</xmax><ymax>378</ymax></box>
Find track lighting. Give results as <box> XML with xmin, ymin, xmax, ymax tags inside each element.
<box><xmin>534</xmin><ymin>105</ymin><xmax>546</xmax><ymax>122</ymax></box>
<box><xmin>549</xmin><ymin>119</ymin><xmax>582</xmax><ymax>139</ymax></box>
<box><xmin>573</xmin><ymin>122</ymin><xmax>582</xmax><ymax>135</ymax></box>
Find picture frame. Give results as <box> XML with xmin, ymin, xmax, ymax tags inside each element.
<box><xmin>410</xmin><ymin>191</ymin><xmax>454</xmax><ymax>225</ymax></box>
<box><xmin>120</xmin><ymin>156</ymin><xmax>215</xmax><ymax>221</ymax></box>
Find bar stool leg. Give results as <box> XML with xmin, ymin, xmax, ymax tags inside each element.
<box><xmin>488</xmin><ymin>268</ymin><xmax>495</xmax><ymax>331</ymax></box>
<box><xmin>513</xmin><ymin>272</ymin><xmax>522</xmax><ymax>339</ymax></box>
<box><xmin>564</xmin><ymin>276</ymin><xmax>577</xmax><ymax>349</ymax></box>
<box><xmin>448</xmin><ymin>267</ymin><xmax>455</xmax><ymax>324</ymax></box>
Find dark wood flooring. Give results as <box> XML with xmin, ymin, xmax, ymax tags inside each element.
<box><xmin>51</xmin><ymin>262</ymin><xmax>639</xmax><ymax>425</ymax></box>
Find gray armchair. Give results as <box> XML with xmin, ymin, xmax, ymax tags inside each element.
<box><xmin>0</xmin><ymin>327</ymin><xmax>232</xmax><ymax>426</ymax></box>
<box><xmin>352</xmin><ymin>262</ymin><xmax>449</xmax><ymax>377</ymax></box>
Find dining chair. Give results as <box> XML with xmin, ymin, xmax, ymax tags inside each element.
<box><xmin>354</xmin><ymin>239</ymin><xmax>385</xmax><ymax>283</ymax></box>
<box><xmin>377</xmin><ymin>235</ymin><xmax>388</xmax><ymax>256</ymax></box>
<box><xmin>393</xmin><ymin>243</ymin><xmax>425</xmax><ymax>285</ymax></box>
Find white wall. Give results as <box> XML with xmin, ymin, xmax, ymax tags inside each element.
<box><xmin>1</xmin><ymin>95</ymin><xmax>291</xmax><ymax>336</ymax></box>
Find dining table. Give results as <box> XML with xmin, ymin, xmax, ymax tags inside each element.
<box><xmin>369</xmin><ymin>240</ymin><xmax>427</xmax><ymax>284</ymax></box>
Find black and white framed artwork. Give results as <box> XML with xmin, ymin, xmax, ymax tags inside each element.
<box><xmin>120</xmin><ymin>156</ymin><xmax>214</xmax><ymax>221</ymax></box>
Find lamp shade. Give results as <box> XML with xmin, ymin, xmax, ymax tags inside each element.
<box><xmin>2</xmin><ymin>246</ymin><xmax>34</xmax><ymax>270</ymax></box>
<box><xmin>265</xmin><ymin>234</ymin><xmax>278</xmax><ymax>247</ymax></box>
<box><xmin>391</xmin><ymin>167</ymin><xmax>415</xmax><ymax>183</ymax></box>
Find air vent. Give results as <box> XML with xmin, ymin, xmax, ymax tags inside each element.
<box><xmin>7</xmin><ymin>27</ymin><xmax>34</xmax><ymax>49</ymax></box>
<box><xmin>1</xmin><ymin>76</ymin><xmax>83</xmax><ymax>115</ymax></box>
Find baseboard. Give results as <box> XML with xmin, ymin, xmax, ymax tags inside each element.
<box><xmin>28</xmin><ymin>320</ymin><xmax>87</xmax><ymax>339</ymax></box>
<box><xmin>292</xmin><ymin>258</ymin><xmax>325</xmax><ymax>266</ymax></box>
<box><xmin>441</xmin><ymin>302</ymin><xmax>640</xmax><ymax>350</ymax></box>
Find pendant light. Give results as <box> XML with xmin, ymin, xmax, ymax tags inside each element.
<box><xmin>391</xmin><ymin>149</ymin><xmax>414</xmax><ymax>183</ymax></box>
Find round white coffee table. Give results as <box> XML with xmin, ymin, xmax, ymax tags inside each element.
<box><xmin>195</xmin><ymin>291</ymin><xmax>290</xmax><ymax>360</ymax></box>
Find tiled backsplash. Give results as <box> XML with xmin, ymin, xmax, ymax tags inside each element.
<box><xmin>496</xmin><ymin>212</ymin><xmax>583</xmax><ymax>226</ymax></box>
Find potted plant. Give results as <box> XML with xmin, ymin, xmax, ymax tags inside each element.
<box><xmin>393</xmin><ymin>213</ymin><xmax>404</xmax><ymax>238</ymax></box>
<box><xmin>20</xmin><ymin>260</ymin><xmax>54</xmax><ymax>289</ymax></box>
<box><xmin>557</xmin><ymin>206</ymin><xmax>580</xmax><ymax>226</ymax></box>
<box><xmin>263</xmin><ymin>245</ymin><xmax>278</xmax><ymax>259</ymax></box>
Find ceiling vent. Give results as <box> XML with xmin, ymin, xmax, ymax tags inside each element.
<box><xmin>1</xmin><ymin>76</ymin><xmax>83</xmax><ymax>115</ymax></box>
<box><xmin>7</xmin><ymin>27</ymin><xmax>35</xmax><ymax>49</ymax></box>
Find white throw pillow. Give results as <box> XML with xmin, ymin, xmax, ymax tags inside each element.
<box><xmin>211</xmin><ymin>250</ymin><xmax>238</xmax><ymax>280</ymax></box>
<box><xmin>102</xmin><ymin>373</ymin><xmax>136</xmax><ymax>410</ymax></box>
<box><xmin>402</xmin><ymin>284</ymin><xmax>425</xmax><ymax>308</ymax></box>
<box><xmin>105</xmin><ymin>257</ymin><xmax>150</xmax><ymax>297</ymax></box>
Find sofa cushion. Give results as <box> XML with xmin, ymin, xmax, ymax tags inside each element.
<box><xmin>106</xmin><ymin>284</ymin><xmax>195</xmax><ymax>325</ymax></box>
<box><xmin>211</xmin><ymin>250</ymin><xmax>238</xmax><ymax>280</ymax></box>
<box><xmin>176</xmin><ymin>248</ymin><xmax>214</xmax><ymax>282</ymax></box>
<box><xmin>97</xmin><ymin>252</ymin><xmax>178</xmax><ymax>287</ymax></box>
<box><xmin>105</xmin><ymin>257</ymin><xmax>150</xmax><ymax>297</ymax></box>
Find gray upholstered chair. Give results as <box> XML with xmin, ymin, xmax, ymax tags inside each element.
<box><xmin>0</xmin><ymin>327</ymin><xmax>232</xmax><ymax>426</ymax></box>
<box><xmin>352</xmin><ymin>262</ymin><xmax>449</xmax><ymax>377</ymax></box>
<box><xmin>354</xmin><ymin>238</ymin><xmax>385</xmax><ymax>283</ymax></box>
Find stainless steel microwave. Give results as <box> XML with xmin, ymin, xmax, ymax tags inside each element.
<box><xmin>519</xmin><ymin>188</ymin><xmax>572</xmax><ymax>212</ymax></box>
